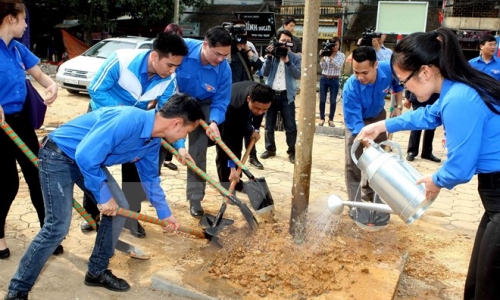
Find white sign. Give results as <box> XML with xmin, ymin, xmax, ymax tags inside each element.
<box><xmin>376</xmin><ymin>1</ymin><xmax>428</xmax><ymax>34</ymax></box>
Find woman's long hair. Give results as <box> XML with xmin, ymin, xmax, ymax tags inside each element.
<box><xmin>391</xmin><ymin>27</ymin><xmax>500</xmax><ymax>114</ymax></box>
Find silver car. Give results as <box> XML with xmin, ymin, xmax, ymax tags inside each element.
<box><xmin>56</xmin><ymin>36</ymin><xmax>153</xmax><ymax>94</ymax></box>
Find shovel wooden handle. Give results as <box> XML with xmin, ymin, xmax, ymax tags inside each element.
<box><xmin>1</xmin><ymin>122</ymin><xmax>98</xmax><ymax>230</ymax></box>
<box><xmin>227</xmin><ymin>138</ymin><xmax>256</xmax><ymax>199</ymax></box>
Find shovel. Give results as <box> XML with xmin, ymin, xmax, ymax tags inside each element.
<box><xmin>161</xmin><ymin>140</ymin><xmax>258</xmax><ymax>232</ymax></box>
<box><xmin>199</xmin><ymin>120</ymin><xmax>274</xmax><ymax>219</ymax></box>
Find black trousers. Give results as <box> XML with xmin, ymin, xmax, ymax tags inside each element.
<box><xmin>244</xmin><ymin>118</ymin><xmax>257</xmax><ymax>157</ymax></box>
<box><xmin>407</xmin><ymin>101</ymin><xmax>436</xmax><ymax>156</ymax></box>
<box><xmin>464</xmin><ymin>172</ymin><xmax>500</xmax><ymax>299</ymax></box>
<box><xmin>0</xmin><ymin>102</ymin><xmax>45</xmax><ymax>239</ymax></box>
<box><xmin>216</xmin><ymin>125</ymin><xmax>246</xmax><ymax>191</ymax></box>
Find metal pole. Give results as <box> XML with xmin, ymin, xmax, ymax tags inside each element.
<box><xmin>174</xmin><ymin>0</ymin><xmax>180</xmax><ymax>23</ymax></box>
<box><xmin>289</xmin><ymin>1</ymin><xmax>320</xmax><ymax>241</ymax></box>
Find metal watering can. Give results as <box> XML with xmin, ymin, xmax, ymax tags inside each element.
<box><xmin>346</xmin><ymin>139</ymin><xmax>436</xmax><ymax>224</ymax></box>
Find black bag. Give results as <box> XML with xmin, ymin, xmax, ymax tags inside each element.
<box><xmin>25</xmin><ymin>79</ymin><xmax>47</xmax><ymax>129</ymax></box>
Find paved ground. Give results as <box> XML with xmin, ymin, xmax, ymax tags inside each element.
<box><xmin>0</xmin><ymin>86</ymin><xmax>481</xmax><ymax>299</ymax></box>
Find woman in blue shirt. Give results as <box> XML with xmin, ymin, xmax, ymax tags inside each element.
<box><xmin>357</xmin><ymin>27</ymin><xmax>500</xmax><ymax>300</ymax></box>
<box><xmin>0</xmin><ymin>0</ymin><xmax>58</xmax><ymax>259</ymax></box>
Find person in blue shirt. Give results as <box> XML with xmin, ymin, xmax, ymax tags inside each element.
<box><xmin>80</xmin><ymin>32</ymin><xmax>188</xmax><ymax>239</ymax></box>
<box><xmin>469</xmin><ymin>34</ymin><xmax>500</xmax><ymax>80</ymax></box>
<box><xmin>4</xmin><ymin>95</ymin><xmax>204</xmax><ymax>299</ymax></box>
<box><xmin>0</xmin><ymin>0</ymin><xmax>61</xmax><ymax>260</ymax></box>
<box><xmin>342</xmin><ymin>46</ymin><xmax>403</xmax><ymax>226</ymax></box>
<box><xmin>175</xmin><ymin>26</ymin><xmax>232</xmax><ymax>218</ymax></box>
<box><xmin>357</xmin><ymin>27</ymin><xmax>500</xmax><ymax>300</ymax></box>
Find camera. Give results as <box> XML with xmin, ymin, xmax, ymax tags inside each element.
<box><xmin>320</xmin><ymin>40</ymin><xmax>334</xmax><ymax>57</ymax></box>
<box><xmin>222</xmin><ymin>22</ymin><xmax>247</xmax><ymax>44</ymax></box>
<box><xmin>359</xmin><ymin>28</ymin><xmax>382</xmax><ymax>47</ymax></box>
<box><xmin>266</xmin><ymin>37</ymin><xmax>294</xmax><ymax>57</ymax></box>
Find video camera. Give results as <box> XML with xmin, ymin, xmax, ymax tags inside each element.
<box><xmin>320</xmin><ymin>40</ymin><xmax>334</xmax><ymax>57</ymax></box>
<box><xmin>359</xmin><ymin>28</ymin><xmax>382</xmax><ymax>47</ymax></box>
<box><xmin>266</xmin><ymin>37</ymin><xmax>294</xmax><ymax>57</ymax></box>
<box><xmin>222</xmin><ymin>22</ymin><xmax>247</xmax><ymax>44</ymax></box>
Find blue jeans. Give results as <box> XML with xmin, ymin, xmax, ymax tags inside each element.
<box><xmin>264</xmin><ymin>93</ymin><xmax>297</xmax><ymax>154</ymax></box>
<box><xmin>319</xmin><ymin>77</ymin><xmax>340</xmax><ymax>121</ymax></box>
<box><xmin>8</xmin><ymin>148</ymin><xmax>128</xmax><ymax>294</ymax></box>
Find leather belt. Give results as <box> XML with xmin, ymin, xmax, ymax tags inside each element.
<box><xmin>274</xmin><ymin>90</ymin><xmax>286</xmax><ymax>96</ymax></box>
<box><xmin>322</xmin><ymin>75</ymin><xmax>339</xmax><ymax>79</ymax></box>
<box><xmin>42</xmin><ymin>136</ymin><xmax>70</xmax><ymax>159</ymax></box>
<box><xmin>478</xmin><ymin>172</ymin><xmax>500</xmax><ymax>189</ymax></box>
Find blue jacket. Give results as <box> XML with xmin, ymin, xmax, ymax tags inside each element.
<box><xmin>88</xmin><ymin>49</ymin><xmax>177</xmax><ymax>111</ymax></box>
<box><xmin>262</xmin><ymin>52</ymin><xmax>301</xmax><ymax>103</ymax></box>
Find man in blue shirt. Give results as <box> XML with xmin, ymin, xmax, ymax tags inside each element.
<box><xmin>80</xmin><ymin>32</ymin><xmax>188</xmax><ymax>238</ymax></box>
<box><xmin>342</xmin><ymin>46</ymin><xmax>403</xmax><ymax>226</ymax></box>
<box><xmin>5</xmin><ymin>95</ymin><xmax>204</xmax><ymax>298</ymax></box>
<box><xmin>175</xmin><ymin>27</ymin><xmax>232</xmax><ymax>218</ymax></box>
<box><xmin>469</xmin><ymin>34</ymin><xmax>500</xmax><ymax>80</ymax></box>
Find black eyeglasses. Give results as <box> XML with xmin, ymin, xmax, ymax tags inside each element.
<box><xmin>398</xmin><ymin>69</ymin><xmax>419</xmax><ymax>87</ymax></box>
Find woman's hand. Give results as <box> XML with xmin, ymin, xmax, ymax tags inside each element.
<box><xmin>356</xmin><ymin>121</ymin><xmax>387</xmax><ymax>141</ymax></box>
<box><xmin>43</xmin><ymin>82</ymin><xmax>58</xmax><ymax>105</ymax></box>
<box><xmin>416</xmin><ymin>175</ymin><xmax>441</xmax><ymax>200</ymax></box>
<box><xmin>0</xmin><ymin>104</ymin><xmax>4</xmax><ymax>125</ymax></box>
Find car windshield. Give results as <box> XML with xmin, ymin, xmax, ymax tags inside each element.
<box><xmin>83</xmin><ymin>40</ymin><xmax>136</xmax><ymax>58</ymax></box>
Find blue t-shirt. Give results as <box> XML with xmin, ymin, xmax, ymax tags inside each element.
<box><xmin>342</xmin><ymin>60</ymin><xmax>403</xmax><ymax>134</ymax></box>
<box><xmin>0</xmin><ymin>39</ymin><xmax>39</xmax><ymax>114</ymax></box>
<box><xmin>50</xmin><ymin>106</ymin><xmax>172</xmax><ymax>219</ymax></box>
<box><xmin>386</xmin><ymin>79</ymin><xmax>500</xmax><ymax>189</ymax></box>
<box><xmin>469</xmin><ymin>55</ymin><xmax>500</xmax><ymax>80</ymax></box>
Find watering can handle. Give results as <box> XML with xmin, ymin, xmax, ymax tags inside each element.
<box><xmin>350</xmin><ymin>138</ymin><xmax>374</xmax><ymax>165</ymax></box>
<box><xmin>379</xmin><ymin>140</ymin><xmax>403</xmax><ymax>160</ymax></box>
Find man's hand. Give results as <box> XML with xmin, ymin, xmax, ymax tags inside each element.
<box><xmin>390</xmin><ymin>107</ymin><xmax>403</xmax><ymax>118</ymax></box>
<box><xmin>162</xmin><ymin>215</ymin><xmax>180</xmax><ymax>233</ymax></box>
<box><xmin>206</xmin><ymin>121</ymin><xmax>221</xmax><ymax>140</ymax></box>
<box><xmin>177</xmin><ymin>147</ymin><xmax>194</xmax><ymax>165</ymax></box>
<box><xmin>251</xmin><ymin>131</ymin><xmax>260</xmax><ymax>142</ymax></box>
<box><xmin>229</xmin><ymin>167</ymin><xmax>240</xmax><ymax>183</ymax></box>
<box><xmin>403</xmin><ymin>99</ymin><xmax>412</xmax><ymax>109</ymax></box>
<box><xmin>97</xmin><ymin>197</ymin><xmax>118</xmax><ymax>216</ymax></box>
<box><xmin>372</xmin><ymin>38</ymin><xmax>381</xmax><ymax>51</ymax></box>
<box><xmin>416</xmin><ymin>175</ymin><xmax>441</xmax><ymax>200</ymax></box>
<box><xmin>281</xmin><ymin>54</ymin><xmax>289</xmax><ymax>63</ymax></box>
<box><xmin>0</xmin><ymin>104</ymin><xmax>4</xmax><ymax>125</ymax></box>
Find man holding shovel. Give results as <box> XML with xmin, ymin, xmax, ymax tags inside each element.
<box><xmin>5</xmin><ymin>95</ymin><xmax>204</xmax><ymax>299</ymax></box>
<box><xmin>215</xmin><ymin>81</ymin><xmax>273</xmax><ymax>190</ymax></box>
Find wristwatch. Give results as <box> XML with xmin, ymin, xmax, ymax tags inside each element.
<box><xmin>209</xmin><ymin>120</ymin><xmax>218</xmax><ymax>125</ymax></box>
<box><xmin>394</xmin><ymin>105</ymin><xmax>403</xmax><ymax>109</ymax></box>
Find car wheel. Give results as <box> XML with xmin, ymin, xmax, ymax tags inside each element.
<box><xmin>66</xmin><ymin>89</ymin><xmax>80</xmax><ymax>95</ymax></box>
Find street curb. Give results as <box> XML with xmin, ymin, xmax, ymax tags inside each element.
<box><xmin>315</xmin><ymin>125</ymin><xmax>345</xmax><ymax>138</ymax></box>
<box><xmin>151</xmin><ymin>271</ymin><xmax>217</xmax><ymax>300</ymax></box>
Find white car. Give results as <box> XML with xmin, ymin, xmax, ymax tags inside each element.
<box><xmin>56</xmin><ymin>36</ymin><xmax>153</xmax><ymax>94</ymax></box>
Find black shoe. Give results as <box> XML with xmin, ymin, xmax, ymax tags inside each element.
<box><xmin>80</xmin><ymin>220</ymin><xmax>94</xmax><ymax>232</ymax></box>
<box><xmin>84</xmin><ymin>269</ymin><xmax>130</xmax><ymax>292</ymax></box>
<box><xmin>53</xmin><ymin>245</ymin><xmax>64</xmax><ymax>256</ymax></box>
<box><xmin>163</xmin><ymin>161</ymin><xmax>178</xmax><ymax>171</ymax></box>
<box><xmin>0</xmin><ymin>248</ymin><xmax>10</xmax><ymax>259</ymax></box>
<box><xmin>406</xmin><ymin>153</ymin><xmax>416</xmax><ymax>161</ymax></box>
<box><xmin>189</xmin><ymin>200</ymin><xmax>204</xmax><ymax>218</ymax></box>
<box><xmin>125</xmin><ymin>220</ymin><xmax>146</xmax><ymax>238</ymax></box>
<box><xmin>289</xmin><ymin>155</ymin><xmax>295</xmax><ymax>164</ymax></box>
<box><xmin>260</xmin><ymin>151</ymin><xmax>276</xmax><ymax>159</ymax></box>
<box><xmin>4</xmin><ymin>291</ymin><xmax>28</xmax><ymax>300</ymax></box>
<box><xmin>421</xmin><ymin>153</ymin><xmax>441</xmax><ymax>163</ymax></box>
<box><xmin>249</xmin><ymin>156</ymin><xmax>264</xmax><ymax>170</ymax></box>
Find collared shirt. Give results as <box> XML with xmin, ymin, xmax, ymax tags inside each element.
<box><xmin>49</xmin><ymin>107</ymin><xmax>172</xmax><ymax>220</ymax></box>
<box><xmin>271</xmin><ymin>60</ymin><xmax>287</xmax><ymax>91</ymax></box>
<box><xmin>88</xmin><ymin>49</ymin><xmax>177</xmax><ymax>111</ymax></box>
<box><xmin>262</xmin><ymin>52</ymin><xmax>301</xmax><ymax>103</ymax></box>
<box><xmin>386</xmin><ymin>79</ymin><xmax>500</xmax><ymax>189</ymax></box>
<box><xmin>376</xmin><ymin>45</ymin><xmax>392</xmax><ymax>61</ymax></box>
<box><xmin>469</xmin><ymin>55</ymin><xmax>500</xmax><ymax>80</ymax></box>
<box><xmin>0</xmin><ymin>39</ymin><xmax>39</xmax><ymax>114</ymax></box>
<box><xmin>176</xmin><ymin>38</ymin><xmax>231</xmax><ymax>125</ymax></box>
<box><xmin>342</xmin><ymin>60</ymin><xmax>403</xmax><ymax>135</ymax></box>
<box><xmin>320</xmin><ymin>52</ymin><xmax>346</xmax><ymax>76</ymax></box>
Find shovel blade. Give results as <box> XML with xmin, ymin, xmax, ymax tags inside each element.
<box><xmin>244</xmin><ymin>177</ymin><xmax>274</xmax><ymax>211</ymax></box>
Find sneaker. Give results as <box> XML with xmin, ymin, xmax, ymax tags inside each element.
<box><xmin>84</xmin><ymin>269</ymin><xmax>130</xmax><ymax>292</ymax></box>
<box><xmin>260</xmin><ymin>151</ymin><xmax>276</xmax><ymax>159</ymax></box>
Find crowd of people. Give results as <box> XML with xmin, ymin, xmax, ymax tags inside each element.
<box><xmin>1</xmin><ymin>0</ymin><xmax>500</xmax><ymax>299</ymax></box>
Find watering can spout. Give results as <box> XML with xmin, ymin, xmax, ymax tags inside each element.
<box><xmin>327</xmin><ymin>194</ymin><xmax>395</xmax><ymax>216</ymax></box>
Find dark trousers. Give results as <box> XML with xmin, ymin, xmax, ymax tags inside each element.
<box><xmin>264</xmin><ymin>93</ymin><xmax>297</xmax><ymax>155</ymax></box>
<box><xmin>216</xmin><ymin>128</ymin><xmax>245</xmax><ymax>191</ymax></box>
<box><xmin>319</xmin><ymin>76</ymin><xmax>340</xmax><ymax>121</ymax></box>
<box><xmin>407</xmin><ymin>101</ymin><xmax>436</xmax><ymax>156</ymax></box>
<box><xmin>464</xmin><ymin>172</ymin><xmax>500</xmax><ymax>300</ymax></box>
<box><xmin>244</xmin><ymin>118</ymin><xmax>257</xmax><ymax>157</ymax></box>
<box><xmin>0</xmin><ymin>103</ymin><xmax>45</xmax><ymax>239</ymax></box>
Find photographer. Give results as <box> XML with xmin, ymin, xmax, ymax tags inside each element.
<box><xmin>227</xmin><ymin>20</ymin><xmax>262</xmax><ymax>83</ymax></box>
<box><xmin>318</xmin><ymin>37</ymin><xmax>345</xmax><ymax>127</ymax></box>
<box><xmin>347</xmin><ymin>30</ymin><xmax>392</xmax><ymax>63</ymax></box>
<box><xmin>260</xmin><ymin>30</ymin><xmax>301</xmax><ymax>164</ymax></box>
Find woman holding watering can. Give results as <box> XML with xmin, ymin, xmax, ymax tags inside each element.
<box><xmin>0</xmin><ymin>0</ymin><xmax>59</xmax><ymax>259</ymax></box>
<box><xmin>357</xmin><ymin>27</ymin><xmax>500</xmax><ymax>300</ymax></box>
